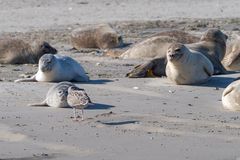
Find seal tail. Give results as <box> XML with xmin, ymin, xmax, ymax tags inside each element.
<box><xmin>28</xmin><ymin>99</ymin><xmax>49</xmax><ymax>107</ymax></box>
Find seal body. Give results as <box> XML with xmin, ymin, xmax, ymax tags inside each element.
<box><xmin>71</xmin><ymin>24</ymin><xmax>123</xmax><ymax>50</ymax></box>
<box><xmin>29</xmin><ymin>82</ymin><xmax>76</xmax><ymax>108</ymax></box>
<box><xmin>186</xmin><ymin>28</ymin><xmax>228</xmax><ymax>74</ymax></box>
<box><xmin>222</xmin><ymin>38</ymin><xmax>240</xmax><ymax>71</ymax></box>
<box><xmin>166</xmin><ymin>43</ymin><xmax>214</xmax><ymax>85</ymax></box>
<box><xmin>15</xmin><ymin>54</ymin><xmax>89</xmax><ymax>82</ymax></box>
<box><xmin>0</xmin><ymin>39</ymin><xmax>57</xmax><ymax>64</ymax></box>
<box><xmin>120</xmin><ymin>30</ymin><xmax>200</xmax><ymax>59</ymax></box>
<box><xmin>120</xmin><ymin>36</ymin><xmax>177</xmax><ymax>59</ymax></box>
<box><xmin>222</xmin><ymin>80</ymin><xmax>240</xmax><ymax>111</ymax></box>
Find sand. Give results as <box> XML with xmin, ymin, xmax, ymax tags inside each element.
<box><xmin>1</xmin><ymin>0</ymin><xmax>240</xmax><ymax>160</ymax></box>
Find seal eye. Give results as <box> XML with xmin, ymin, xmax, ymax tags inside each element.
<box><xmin>175</xmin><ymin>48</ymin><xmax>181</xmax><ymax>52</ymax></box>
<box><xmin>58</xmin><ymin>91</ymin><xmax>63</xmax><ymax>94</ymax></box>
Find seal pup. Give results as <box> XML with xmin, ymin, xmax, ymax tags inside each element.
<box><xmin>29</xmin><ymin>82</ymin><xmax>76</xmax><ymax>108</ymax></box>
<box><xmin>166</xmin><ymin>43</ymin><xmax>214</xmax><ymax>85</ymax></box>
<box><xmin>222</xmin><ymin>37</ymin><xmax>240</xmax><ymax>71</ymax></box>
<box><xmin>15</xmin><ymin>54</ymin><xmax>89</xmax><ymax>82</ymax></box>
<box><xmin>67</xmin><ymin>86</ymin><xmax>92</xmax><ymax>121</ymax></box>
<box><xmin>0</xmin><ymin>39</ymin><xmax>57</xmax><ymax>64</ymax></box>
<box><xmin>222</xmin><ymin>80</ymin><xmax>240</xmax><ymax>111</ymax></box>
<box><xmin>186</xmin><ymin>28</ymin><xmax>228</xmax><ymax>74</ymax></box>
<box><xmin>71</xmin><ymin>24</ymin><xmax>123</xmax><ymax>50</ymax></box>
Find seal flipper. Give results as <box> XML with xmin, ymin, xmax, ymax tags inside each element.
<box><xmin>222</xmin><ymin>86</ymin><xmax>234</xmax><ymax>97</ymax></box>
<box><xmin>15</xmin><ymin>75</ymin><xmax>37</xmax><ymax>83</ymax></box>
<box><xmin>28</xmin><ymin>99</ymin><xmax>49</xmax><ymax>107</ymax></box>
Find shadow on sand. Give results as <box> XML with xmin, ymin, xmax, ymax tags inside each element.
<box><xmin>86</xmin><ymin>103</ymin><xmax>115</xmax><ymax>110</ymax></box>
<box><xmin>198</xmin><ymin>76</ymin><xmax>236</xmax><ymax>88</ymax></box>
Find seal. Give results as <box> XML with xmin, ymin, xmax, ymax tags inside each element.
<box><xmin>126</xmin><ymin>28</ymin><xmax>228</xmax><ymax>78</ymax></box>
<box><xmin>120</xmin><ymin>36</ymin><xmax>179</xmax><ymax>59</ymax></box>
<box><xmin>15</xmin><ymin>54</ymin><xmax>89</xmax><ymax>82</ymax></box>
<box><xmin>222</xmin><ymin>80</ymin><xmax>240</xmax><ymax>111</ymax></box>
<box><xmin>166</xmin><ymin>43</ymin><xmax>214</xmax><ymax>85</ymax></box>
<box><xmin>186</xmin><ymin>28</ymin><xmax>228</xmax><ymax>74</ymax></box>
<box><xmin>222</xmin><ymin>38</ymin><xmax>240</xmax><ymax>71</ymax></box>
<box><xmin>0</xmin><ymin>39</ymin><xmax>57</xmax><ymax>64</ymax></box>
<box><xmin>71</xmin><ymin>24</ymin><xmax>123</xmax><ymax>50</ymax></box>
<box><xmin>120</xmin><ymin>30</ymin><xmax>200</xmax><ymax>59</ymax></box>
<box><xmin>152</xmin><ymin>30</ymin><xmax>200</xmax><ymax>44</ymax></box>
<box><xmin>67</xmin><ymin>86</ymin><xmax>92</xmax><ymax>121</ymax></box>
<box><xmin>29</xmin><ymin>81</ymin><xmax>76</xmax><ymax>108</ymax></box>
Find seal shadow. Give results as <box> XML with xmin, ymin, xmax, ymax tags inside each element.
<box><xmin>85</xmin><ymin>79</ymin><xmax>114</xmax><ymax>84</ymax></box>
<box><xmin>86</xmin><ymin>103</ymin><xmax>115</xmax><ymax>110</ymax></box>
<box><xmin>197</xmin><ymin>76</ymin><xmax>236</xmax><ymax>88</ymax></box>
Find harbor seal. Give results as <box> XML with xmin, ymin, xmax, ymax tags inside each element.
<box><xmin>0</xmin><ymin>39</ymin><xmax>57</xmax><ymax>64</ymax></box>
<box><xmin>187</xmin><ymin>28</ymin><xmax>228</xmax><ymax>74</ymax></box>
<box><xmin>15</xmin><ymin>54</ymin><xmax>89</xmax><ymax>82</ymax></box>
<box><xmin>120</xmin><ymin>30</ymin><xmax>200</xmax><ymax>59</ymax></box>
<box><xmin>29</xmin><ymin>82</ymin><xmax>76</xmax><ymax>108</ymax></box>
<box><xmin>222</xmin><ymin>80</ymin><xmax>240</xmax><ymax>111</ymax></box>
<box><xmin>126</xmin><ymin>28</ymin><xmax>228</xmax><ymax>78</ymax></box>
<box><xmin>67</xmin><ymin>86</ymin><xmax>92</xmax><ymax>120</ymax></box>
<box><xmin>222</xmin><ymin>38</ymin><xmax>240</xmax><ymax>71</ymax></box>
<box><xmin>71</xmin><ymin>24</ymin><xmax>123</xmax><ymax>50</ymax></box>
<box><xmin>120</xmin><ymin>36</ymin><xmax>175</xmax><ymax>59</ymax></box>
<box><xmin>166</xmin><ymin>43</ymin><xmax>214</xmax><ymax>85</ymax></box>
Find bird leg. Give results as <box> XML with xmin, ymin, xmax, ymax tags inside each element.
<box><xmin>73</xmin><ymin>108</ymin><xmax>78</xmax><ymax>121</ymax></box>
<box><xmin>81</xmin><ymin>109</ymin><xmax>84</xmax><ymax>121</ymax></box>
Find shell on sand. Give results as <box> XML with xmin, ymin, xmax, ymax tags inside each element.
<box><xmin>0</xmin><ymin>39</ymin><xmax>57</xmax><ymax>64</ymax></box>
<box><xmin>222</xmin><ymin>79</ymin><xmax>240</xmax><ymax>111</ymax></box>
<box><xmin>71</xmin><ymin>24</ymin><xmax>123</xmax><ymax>50</ymax></box>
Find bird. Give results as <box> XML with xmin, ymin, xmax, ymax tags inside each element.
<box><xmin>67</xmin><ymin>86</ymin><xmax>92</xmax><ymax>121</ymax></box>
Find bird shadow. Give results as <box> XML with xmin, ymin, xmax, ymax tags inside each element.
<box><xmin>96</xmin><ymin>120</ymin><xmax>139</xmax><ymax>126</ymax></box>
<box><xmin>86</xmin><ymin>103</ymin><xmax>115</xmax><ymax>110</ymax></box>
<box><xmin>196</xmin><ymin>76</ymin><xmax>236</xmax><ymax>88</ymax></box>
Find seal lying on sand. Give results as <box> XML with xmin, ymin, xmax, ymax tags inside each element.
<box><xmin>29</xmin><ymin>82</ymin><xmax>75</xmax><ymax>108</ymax></box>
<box><xmin>15</xmin><ymin>54</ymin><xmax>89</xmax><ymax>82</ymax></box>
<box><xmin>222</xmin><ymin>38</ymin><xmax>240</xmax><ymax>71</ymax></box>
<box><xmin>0</xmin><ymin>39</ymin><xmax>57</xmax><ymax>64</ymax></box>
<box><xmin>126</xmin><ymin>28</ymin><xmax>227</xmax><ymax>78</ymax></box>
<box><xmin>166</xmin><ymin>43</ymin><xmax>214</xmax><ymax>85</ymax></box>
<box><xmin>222</xmin><ymin>80</ymin><xmax>240</xmax><ymax>111</ymax></box>
<box><xmin>71</xmin><ymin>24</ymin><xmax>123</xmax><ymax>50</ymax></box>
<box><xmin>187</xmin><ymin>28</ymin><xmax>228</xmax><ymax>74</ymax></box>
<box><xmin>120</xmin><ymin>30</ymin><xmax>200</xmax><ymax>59</ymax></box>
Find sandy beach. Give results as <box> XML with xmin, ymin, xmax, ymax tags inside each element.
<box><xmin>1</xmin><ymin>0</ymin><xmax>240</xmax><ymax>160</ymax></box>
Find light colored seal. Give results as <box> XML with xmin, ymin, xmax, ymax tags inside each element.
<box><xmin>222</xmin><ymin>38</ymin><xmax>240</xmax><ymax>71</ymax></box>
<box><xmin>67</xmin><ymin>86</ymin><xmax>92</xmax><ymax>120</ymax></box>
<box><xmin>222</xmin><ymin>80</ymin><xmax>240</xmax><ymax>111</ymax></box>
<box><xmin>29</xmin><ymin>82</ymin><xmax>76</xmax><ymax>108</ymax></box>
<box><xmin>0</xmin><ymin>39</ymin><xmax>57</xmax><ymax>64</ymax></box>
<box><xmin>15</xmin><ymin>54</ymin><xmax>89</xmax><ymax>82</ymax></box>
<box><xmin>71</xmin><ymin>24</ymin><xmax>123</xmax><ymax>50</ymax></box>
<box><xmin>120</xmin><ymin>30</ymin><xmax>200</xmax><ymax>59</ymax></box>
<box><xmin>187</xmin><ymin>28</ymin><xmax>228</xmax><ymax>74</ymax></box>
<box><xmin>126</xmin><ymin>28</ymin><xmax>228</xmax><ymax>78</ymax></box>
<box><xmin>166</xmin><ymin>43</ymin><xmax>214</xmax><ymax>85</ymax></box>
